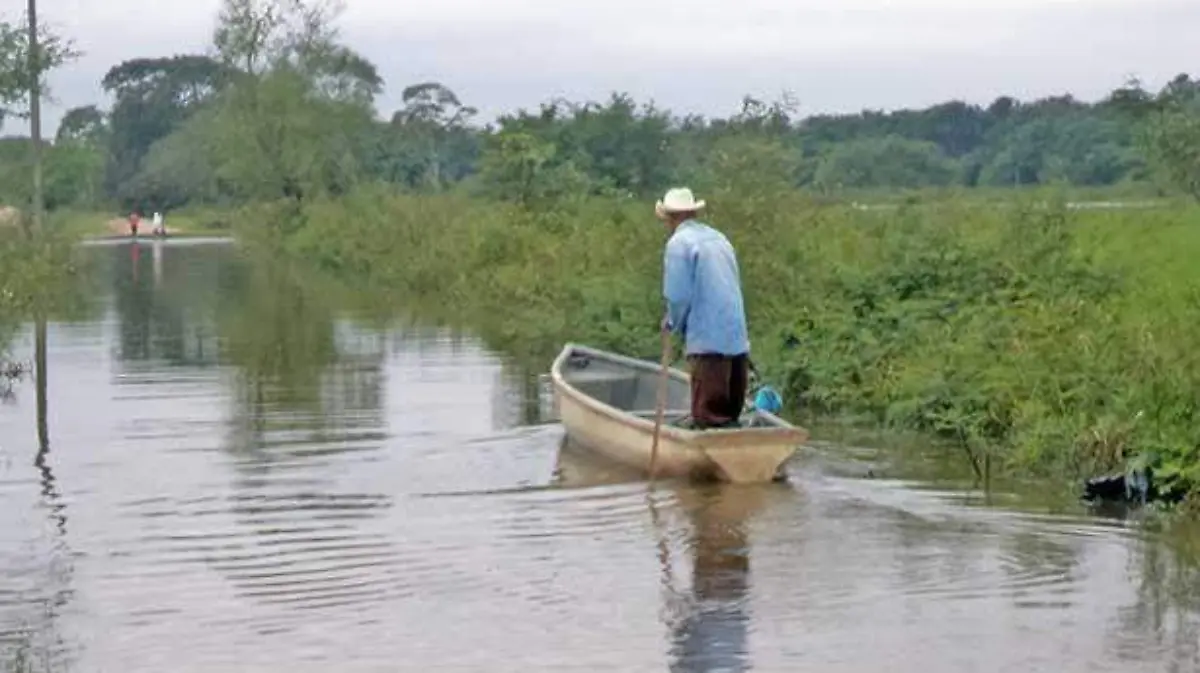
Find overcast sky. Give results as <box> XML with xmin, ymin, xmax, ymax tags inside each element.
<box><xmin>8</xmin><ymin>0</ymin><xmax>1198</xmax><ymax>135</ymax></box>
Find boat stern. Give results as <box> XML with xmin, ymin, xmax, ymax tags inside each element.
<box><xmin>695</xmin><ymin>425</ymin><xmax>808</xmax><ymax>484</ymax></box>
<box><xmin>704</xmin><ymin>443</ymin><xmax>798</xmax><ymax>483</ymax></box>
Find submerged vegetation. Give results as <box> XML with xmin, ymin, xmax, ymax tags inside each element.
<box><xmin>3</xmin><ymin>0</ymin><xmax>1200</xmax><ymax>507</ymax></box>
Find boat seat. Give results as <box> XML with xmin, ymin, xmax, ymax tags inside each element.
<box><xmin>629</xmin><ymin>409</ymin><xmax>773</xmax><ymax>429</ymax></box>
<box><xmin>629</xmin><ymin>409</ymin><xmax>691</xmax><ymax>419</ymax></box>
<box><xmin>564</xmin><ymin>369</ymin><xmax>641</xmax><ymax>383</ymax></box>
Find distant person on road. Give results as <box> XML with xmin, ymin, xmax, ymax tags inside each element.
<box><xmin>152</xmin><ymin>211</ymin><xmax>165</xmax><ymax>237</ymax></box>
<box><xmin>656</xmin><ymin>187</ymin><xmax>751</xmax><ymax>430</ymax></box>
<box><xmin>128</xmin><ymin>211</ymin><xmax>141</xmax><ymax>238</ymax></box>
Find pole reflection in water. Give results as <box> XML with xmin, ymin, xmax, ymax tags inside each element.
<box><xmin>33</xmin><ymin>316</ymin><xmax>65</xmax><ymax>537</ymax></box>
<box><xmin>25</xmin><ymin>314</ymin><xmax>72</xmax><ymax>666</ymax></box>
<box><xmin>663</xmin><ymin>484</ymin><xmax>770</xmax><ymax>673</ymax></box>
<box><xmin>552</xmin><ymin>437</ymin><xmax>771</xmax><ymax>673</ymax></box>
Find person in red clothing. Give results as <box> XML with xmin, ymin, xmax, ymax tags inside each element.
<box><xmin>128</xmin><ymin>211</ymin><xmax>141</xmax><ymax>238</ymax></box>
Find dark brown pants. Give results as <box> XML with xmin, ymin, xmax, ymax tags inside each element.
<box><xmin>687</xmin><ymin>353</ymin><xmax>749</xmax><ymax>429</ymax></box>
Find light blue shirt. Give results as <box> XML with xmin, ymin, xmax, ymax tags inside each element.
<box><xmin>663</xmin><ymin>220</ymin><xmax>751</xmax><ymax>356</ymax></box>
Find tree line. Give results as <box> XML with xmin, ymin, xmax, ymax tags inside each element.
<box><xmin>2</xmin><ymin>0</ymin><xmax>1200</xmax><ymax>217</ymax></box>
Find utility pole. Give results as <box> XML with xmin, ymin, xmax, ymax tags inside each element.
<box><xmin>26</xmin><ymin>0</ymin><xmax>49</xmax><ymax>451</ymax></box>
<box><xmin>27</xmin><ymin>0</ymin><xmax>43</xmax><ymax>236</ymax></box>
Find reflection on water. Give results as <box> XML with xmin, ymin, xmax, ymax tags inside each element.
<box><xmin>553</xmin><ymin>440</ymin><xmax>761</xmax><ymax>672</ymax></box>
<box><xmin>667</xmin><ymin>485</ymin><xmax>756</xmax><ymax>673</ymax></box>
<box><xmin>2</xmin><ymin>240</ymin><xmax>1200</xmax><ymax>671</ymax></box>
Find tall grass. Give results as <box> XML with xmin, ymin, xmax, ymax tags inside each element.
<box><xmin>238</xmin><ymin>178</ymin><xmax>1200</xmax><ymax>504</ymax></box>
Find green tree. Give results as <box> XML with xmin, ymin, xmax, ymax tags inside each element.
<box><xmin>1144</xmin><ymin>107</ymin><xmax>1200</xmax><ymax>200</ymax></box>
<box><xmin>100</xmin><ymin>55</ymin><xmax>231</xmax><ymax>203</ymax></box>
<box><xmin>0</xmin><ymin>135</ymin><xmax>35</xmax><ymax>205</ymax></box>
<box><xmin>388</xmin><ymin>81</ymin><xmax>478</xmax><ymax>189</ymax></box>
<box><xmin>212</xmin><ymin>0</ymin><xmax>351</xmax><ymax>79</ymax></box>
<box><xmin>127</xmin><ymin>109</ymin><xmax>222</xmax><ymax>209</ymax></box>
<box><xmin>1130</xmin><ymin>74</ymin><xmax>1200</xmax><ymax>200</ymax></box>
<box><xmin>42</xmin><ymin>105</ymin><xmax>108</xmax><ymax>209</ymax></box>
<box><xmin>0</xmin><ymin>13</ymin><xmax>78</xmax><ymax>127</ymax></box>
<box><xmin>54</xmin><ymin>104</ymin><xmax>105</xmax><ymax>143</ymax></box>
<box><xmin>727</xmin><ymin>93</ymin><xmax>800</xmax><ymax>136</ymax></box>
<box><xmin>814</xmin><ymin>135</ymin><xmax>959</xmax><ymax>190</ymax></box>
<box><xmin>44</xmin><ymin>141</ymin><xmax>104</xmax><ymax>208</ymax></box>
<box><xmin>490</xmin><ymin>94</ymin><xmax>676</xmax><ymax>197</ymax></box>
<box><xmin>208</xmin><ymin>66</ymin><xmax>371</xmax><ymax>203</ymax></box>
<box><xmin>204</xmin><ymin>0</ymin><xmax>379</xmax><ymax>208</ymax></box>
<box><xmin>476</xmin><ymin>129</ymin><xmax>590</xmax><ymax>207</ymax></box>
<box><xmin>975</xmin><ymin>115</ymin><xmax>1139</xmax><ymax>187</ymax></box>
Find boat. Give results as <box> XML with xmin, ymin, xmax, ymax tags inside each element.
<box><xmin>549</xmin><ymin>343</ymin><xmax>809</xmax><ymax>484</ymax></box>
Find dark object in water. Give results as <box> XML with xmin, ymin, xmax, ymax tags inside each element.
<box><xmin>0</xmin><ymin>359</ymin><xmax>26</xmax><ymax>402</ymax></box>
<box><xmin>1081</xmin><ymin>466</ymin><xmax>1183</xmax><ymax>505</ymax></box>
<box><xmin>1083</xmin><ymin>473</ymin><xmax>1147</xmax><ymax>504</ymax></box>
<box><xmin>1</xmin><ymin>359</ymin><xmax>25</xmax><ymax>378</ymax></box>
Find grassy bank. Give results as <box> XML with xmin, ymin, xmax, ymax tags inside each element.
<box><xmin>235</xmin><ymin>181</ymin><xmax>1200</xmax><ymax>507</ymax></box>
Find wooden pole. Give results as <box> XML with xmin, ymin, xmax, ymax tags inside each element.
<box><xmin>648</xmin><ymin>328</ymin><xmax>671</xmax><ymax>482</ymax></box>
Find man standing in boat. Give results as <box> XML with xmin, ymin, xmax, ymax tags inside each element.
<box><xmin>656</xmin><ymin>187</ymin><xmax>751</xmax><ymax>430</ymax></box>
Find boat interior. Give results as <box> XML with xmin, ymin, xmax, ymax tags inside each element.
<box><xmin>559</xmin><ymin>348</ymin><xmax>781</xmax><ymax>429</ymax></box>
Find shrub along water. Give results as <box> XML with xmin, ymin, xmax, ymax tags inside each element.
<box><xmin>0</xmin><ymin>225</ymin><xmax>91</xmax><ymax>385</ymax></box>
<box><xmin>237</xmin><ymin>179</ymin><xmax>1200</xmax><ymax>508</ymax></box>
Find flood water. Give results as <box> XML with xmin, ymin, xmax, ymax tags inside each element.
<box><xmin>2</xmin><ymin>240</ymin><xmax>1199</xmax><ymax>672</ymax></box>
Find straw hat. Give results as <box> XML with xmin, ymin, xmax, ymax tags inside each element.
<box><xmin>655</xmin><ymin>187</ymin><xmax>706</xmax><ymax>219</ymax></box>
